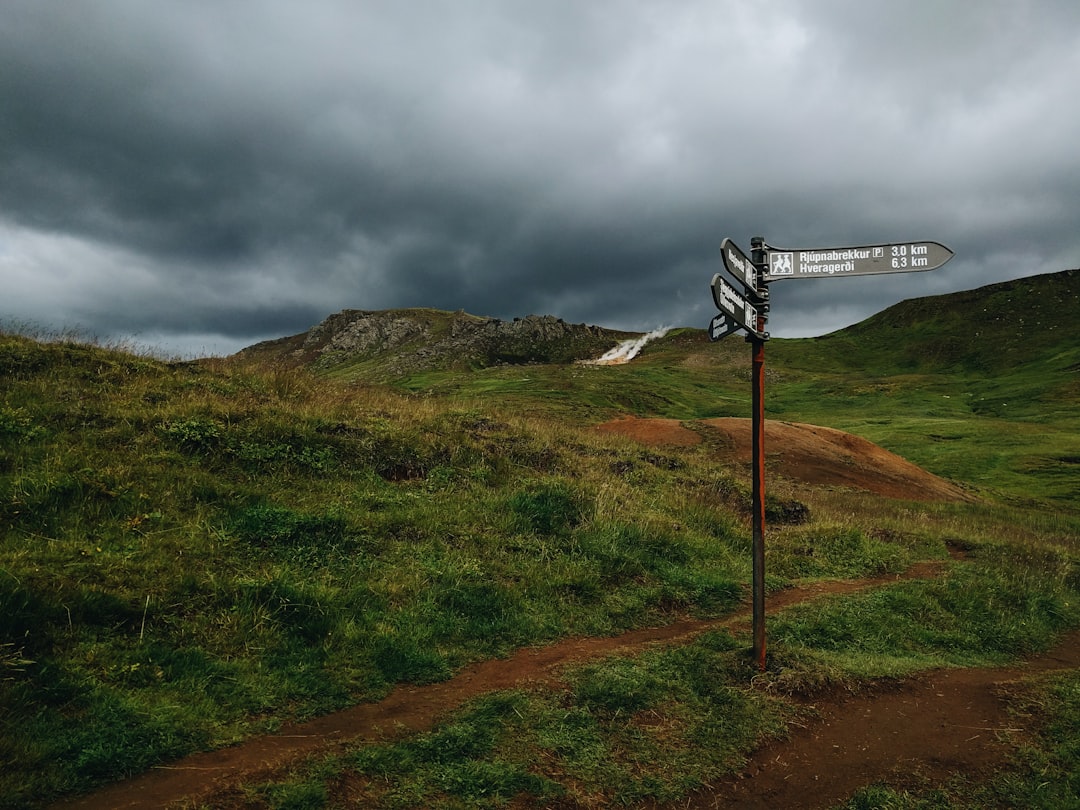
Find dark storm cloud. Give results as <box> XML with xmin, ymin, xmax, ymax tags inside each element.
<box><xmin>2</xmin><ymin>1</ymin><xmax>1079</xmax><ymax>355</ymax></box>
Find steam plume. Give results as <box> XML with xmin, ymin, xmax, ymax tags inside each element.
<box><xmin>583</xmin><ymin>326</ymin><xmax>671</xmax><ymax>365</ymax></box>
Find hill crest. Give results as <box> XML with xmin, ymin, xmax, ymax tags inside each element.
<box><xmin>236</xmin><ymin>308</ymin><xmax>633</xmax><ymax>377</ymax></box>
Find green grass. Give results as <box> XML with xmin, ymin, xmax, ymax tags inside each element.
<box><xmin>771</xmin><ymin>548</ymin><xmax>1079</xmax><ymax>677</ymax></box>
<box><xmin>0</xmin><ymin>332</ymin><xmax>766</xmax><ymax>806</ymax></box>
<box><xmin>2</xmin><ymin>270</ymin><xmax>1080</xmax><ymax>810</ymax></box>
<box><xmin>380</xmin><ymin>272</ymin><xmax>1080</xmax><ymax>504</ymax></box>
<box><xmin>212</xmin><ymin>541</ymin><xmax>1080</xmax><ymax>808</ymax></box>
<box><xmin>413</xmin><ymin>342</ymin><xmax>1080</xmax><ymax>505</ymax></box>
<box><xmin>233</xmin><ymin>631</ymin><xmax>791</xmax><ymax>809</ymax></box>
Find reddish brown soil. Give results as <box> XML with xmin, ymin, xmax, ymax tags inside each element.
<box><xmin>596</xmin><ymin>416</ymin><xmax>973</xmax><ymax>502</ymax></box>
<box><xmin>596</xmin><ymin>416</ymin><xmax>703</xmax><ymax>448</ymax></box>
<box><xmin>700</xmin><ymin>636</ymin><xmax>1080</xmax><ymax>809</ymax></box>
<box><xmin>51</xmin><ymin>559</ymin><xmax>1080</xmax><ymax>810</ymax></box>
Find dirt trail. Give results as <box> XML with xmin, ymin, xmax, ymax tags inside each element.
<box><xmin>49</xmin><ymin>420</ymin><xmax>1067</xmax><ymax>809</ymax></box>
<box><xmin>698</xmin><ymin>633</ymin><xmax>1080</xmax><ymax>809</ymax></box>
<box><xmin>51</xmin><ymin>562</ymin><xmax>1080</xmax><ymax>810</ymax></box>
<box><xmin>49</xmin><ymin>566</ymin><xmax>930</xmax><ymax>810</ymax></box>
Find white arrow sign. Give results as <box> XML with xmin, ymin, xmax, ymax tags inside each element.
<box><xmin>764</xmin><ymin>241</ymin><xmax>953</xmax><ymax>281</ymax></box>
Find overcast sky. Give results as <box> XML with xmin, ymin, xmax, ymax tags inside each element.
<box><xmin>3</xmin><ymin>1</ymin><xmax>1079</xmax><ymax>357</ymax></box>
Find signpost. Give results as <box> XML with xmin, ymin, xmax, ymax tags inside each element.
<box><xmin>708</xmin><ymin>235</ymin><xmax>952</xmax><ymax>671</ymax></box>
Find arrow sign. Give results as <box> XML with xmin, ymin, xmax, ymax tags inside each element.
<box><xmin>708</xmin><ymin>313</ymin><xmax>740</xmax><ymax>342</ymax></box>
<box><xmin>711</xmin><ymin>273</ymin><xmax>764</xmax><ymax>337</ymax></box>
<box><xmin>720</xmin><ymin>237</ymin><xmax>763</xmax><ymax>299</ymax></box>
<box><xmin>764</xmin><ymin>241</ymin><xmax>953</xmax><ymax>281</ymax></box>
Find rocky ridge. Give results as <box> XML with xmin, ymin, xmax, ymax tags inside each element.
<box><xmin>236</xmin><ymin>308</ymin><xmax>633</xmax><ymax>378</ymax></box>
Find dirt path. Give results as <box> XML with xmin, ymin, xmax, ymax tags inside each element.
<box><xmin>695</xmin><ymin>632</ymin><xmax>1080</xmax><ymax>808</ymax></box>
<box><xmin>47</xmin><ymin>421</ymin><xmax>1063</xmax><ymax>809</ymax></box>
<box><xmin>50</xmin><ymin>561</ymin><xmax>1079</xmax><ymax>810</ymax></box>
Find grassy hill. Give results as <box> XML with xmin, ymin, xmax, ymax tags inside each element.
<box><xmin>357</xmin><ymin>269</ymin><xmax>1080</xmax><ymax>504</ymax></box>
<box><xmin>764</xmin><ymin>269</ymin><xmax>1080</xmax><ymax>502</ymax></box>
<box><xmin>1</xmin><ymin>269</ymin><xmax>1078</xmax><ymax>808</ymax></box>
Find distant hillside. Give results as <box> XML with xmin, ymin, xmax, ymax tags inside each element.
<box><xmin>236</xmin><ymin>308</ymin><xmax>634</xmax><ymax>379</ymax></box>
<box><xmin>237</xmin><ymin>270</ymin><xmax>1080</xmax><ymax>385</ymax></box>
<box><xmin>817</xmin><ymin>268</ymin><xmax>1080</xmax><ymax>373</ymax></box>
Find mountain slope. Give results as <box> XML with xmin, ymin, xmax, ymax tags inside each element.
<box><xmin>236</xmin><ymin>308</ymin><xmax>633</xmax><ymax>379</ymax></box>
<box><xmin>839</xmin><ymin>267</ymin><xmax>1080</xmax><ymax>373</ymax></box>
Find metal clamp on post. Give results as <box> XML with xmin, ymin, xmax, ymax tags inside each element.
<box><xmin>749</xmin><ymin>236</ymin><xmax>770</xmax><ymax>342</ymax></box>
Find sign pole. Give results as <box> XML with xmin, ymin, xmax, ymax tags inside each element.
<box><xmin>709</xmin><ymin>232</ymin><xmax>951</xmax><ymax>674</ymax></box>
<box><xmin>749</xmin><ymin>237</ymin><xmax>768</xmax><ymax>671</ymax></box>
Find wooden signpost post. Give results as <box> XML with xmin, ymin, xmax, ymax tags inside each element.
<box><xmin>709</xmin><ymin>236</ymin><xmax>953</xmax><ymax>670</ymax></box>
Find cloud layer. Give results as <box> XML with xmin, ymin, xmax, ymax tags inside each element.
<box><xmin>3</xmin><ymin>1</ymin><xmax>1079</xmax><ymax>356</ymax></box>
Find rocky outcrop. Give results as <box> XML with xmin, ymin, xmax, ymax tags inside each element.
<box><xmin>236</xmin><ymin>308</ymin><xmax>634</xmax><ymax>378</ymax></box>
<box><xmin>308</xmin><ymin>313</ymin><xmax>428</xmax><ymax>354</ymax></box>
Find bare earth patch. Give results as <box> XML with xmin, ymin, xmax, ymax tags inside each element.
<box><xmin>595</xmin><ymin>415</ymin><xmax>703</xmax><ymax>448</ymax></box>
<box><xmin>699</xmin><ymin>634</ymin><xmax>1080</xmax><ymax>808</ymax></box>
<box><xmin>597</xmin><ymin>415</ymin><xmax>973</xmax><ymax>502</ymax></box>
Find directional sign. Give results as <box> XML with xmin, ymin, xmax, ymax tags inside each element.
<box><xmin>720</xmin><ymin>237</ymin><xmax>763</xmax><ymax>299</ymax></box>
<box><xmin>711</xmin><ymin>273</ymin><xmax>763</xmax><ymax>337</ymax></box>
<box><xmin>764</xmin><ymin>241</ymin><xmax>953</xmax><ymax>281</ymax></box>
<box><xmin>708</xmin><ymin>313</ymin><xmax>740</xmax><ymax>342</ymax></box>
